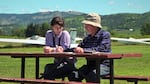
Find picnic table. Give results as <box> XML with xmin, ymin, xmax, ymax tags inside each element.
<box><xmin>0</xmin><ymin>52</ymin><xmax>142</xmax><ymax>84</ymax></box>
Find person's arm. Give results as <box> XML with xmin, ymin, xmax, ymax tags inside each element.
<box><xmin>45</xmin><ymin>30</ymin><xmax>53</xmax><ymax>46</ymax></box>
<box><xmin>95</xmin><ymin>31</ymin><xmax>111</xmax><ymax>52</ymax></box>
<box><xmin>61</xmin><ymin>31</ymin><xmax>71</xmax><ymax>50</ymax></box>
<box><xmin>44</xmin><ymin>30</ymin><xmax>56</xmax><ymax>53</ymax></box>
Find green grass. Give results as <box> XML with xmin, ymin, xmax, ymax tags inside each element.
<box><xmin>0</xmin><ymin>44</ymin><xmax>150</xmax><ymax>84</ymax></box>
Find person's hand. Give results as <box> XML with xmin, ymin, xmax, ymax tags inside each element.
<box><xmin>74</xmin><ymin>47</ymin><xmax>84</xmax><ymax>53</ymax></box>
<box><xmin>56</xmin><ymin>46</ymin><xmax>64</xmax><ymax>52</ymax></box>
<box><xmin>43</xmin><ymin>46</ymin><xmax>53</xmax><ymax>53</ymax></box>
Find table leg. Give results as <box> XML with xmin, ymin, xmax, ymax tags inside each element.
<box><xmin>110</xmin><ymin>59</ymin><xmax>114</xmax><ymax>84</ymax></box>
<box><xmin>21</xmin><ymin>57</ymin><xmax>25</xmax><ymax>78</ymax></box>
<box><xmin>96</xmin><ymin>59</ymin><xmax>101</xmax><ymax>83</ymax></box>
<box><xmin>36</xmin><ymin>57</ymin><xmax>39</xmax><ymax>79</ymax></box>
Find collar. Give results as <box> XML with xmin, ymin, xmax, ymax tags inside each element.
<box><xmin>52</xmin><ymin>31</ymin><xmax>63</xmax><ymax>38</ymax></box>
<box><xmin>88</xmin><ymin>28</ymin><xmax>102</xmax><ymax>38</ymax></box>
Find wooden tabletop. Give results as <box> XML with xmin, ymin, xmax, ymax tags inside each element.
<box><xmin>0</xmin><ymin>52</ymin><xmax>142</xmax><ymax>58</ymax></box>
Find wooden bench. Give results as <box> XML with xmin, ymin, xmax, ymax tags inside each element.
<box><xmin>39</xmin><ymin>73</ymin><xmax>65</xmax><ymax>80</ymax></box>
<box><xmin>0</xmin><ymin>77</ymin><xmax>96</xmax><ymax>84</ymax></box>
<box><xmin>103</xmin><ymin>76</ymin><xmax>150</xmax><ymax>84</ymax></box>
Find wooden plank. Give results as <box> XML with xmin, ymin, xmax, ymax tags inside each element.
<box><xmin>0</xmin><ymin>77</ymin><xmax>96</xmax><ymax>84</ymax></box>
<box><xmin>0</xmin><ymin>77</ymin><xmax>63</xmax><ymax>84</ymax></box>
<box><xmin>122</xmin><ymin>53</ymin><xmax>142</xmax><ymax>57</ymax></box>
<box><xmin>0</xmin><ymin>52</ymin><xmax>123</xmax><ymax>59</ymax></box>
<box><xmin>0</xmin><ymin>52</ymin><xmax>142</xmax><ymax>58</ymax></box>
<box><xmin>103</xmin><ymin>75</ymin><xmax>150</xmax><ymax>81</ymax></box>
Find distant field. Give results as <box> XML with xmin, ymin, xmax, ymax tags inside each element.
<box><xmin>0</xmin><ymin>44</ymin><xmax>150</xmax><ymax>84</ymax></box>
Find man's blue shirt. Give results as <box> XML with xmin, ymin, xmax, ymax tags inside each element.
<box><xmin>78</xmin><ymin>29</ymin><xmax>111</xmax><ymax>67</ymax></box>
<box><xmin>79</xmin><ymin>29</ymin><xmax>111</xmax><ymax>53</ymax></box>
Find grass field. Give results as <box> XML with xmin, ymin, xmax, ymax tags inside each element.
<box><xmin>0</xmin><ymin>44</ymin><xmax>150</xmax><ymax>84</ymax></box>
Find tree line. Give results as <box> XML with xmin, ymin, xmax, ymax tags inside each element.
<box><xmin>0</xmin><ymin>22</ymin><xmax>150</xmax><ymax>38</ymax></box>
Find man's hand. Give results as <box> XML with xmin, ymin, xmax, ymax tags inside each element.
<box><xmin>56</xmin><ymin>46</ymin><xmax>64</xmax><ymax>52</ymax></box>
<box><xmin>74</xmin><ymin>47</ymin><xmax>84</xmax><ymax>53</ymax></box>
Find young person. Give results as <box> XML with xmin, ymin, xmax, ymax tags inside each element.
<box><xmin>43</xmin><ymin>16</ymin><xmax>76</xmax><ymax>80</ymax></box>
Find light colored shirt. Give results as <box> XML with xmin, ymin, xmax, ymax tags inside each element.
<box><xmin>45</xmin><ymin>30</ymin><xmax>71</xmax><ymax>50</ymax></box>
<box><xmin>45</xmin><ymin>30</ymin><xmax>77</xmax><ymax>64</ymax></box>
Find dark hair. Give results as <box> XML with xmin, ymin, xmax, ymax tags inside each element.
<box><xmin>50</xmin><ymin>16</ymin><xmax>64</xmax><ymax>27</ymax></box>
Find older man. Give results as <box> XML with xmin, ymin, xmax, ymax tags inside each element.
<box><xmin>68</xmin><ymin>13</ymin><xmax>111</xmax><ymax>83</ymax></box>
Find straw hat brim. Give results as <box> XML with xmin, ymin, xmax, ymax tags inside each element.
<box><xmin>82</xmin><ymin>20</ymin><xmax>102</xmax><ymax>28</ymax></box>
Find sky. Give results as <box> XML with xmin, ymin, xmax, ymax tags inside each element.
<box><xmin>0</xmin><ymin>0</ymin><xmax>150</xmax><ymax>15</ymax></box>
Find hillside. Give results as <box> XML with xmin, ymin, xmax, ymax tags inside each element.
<box><xmin>0</xmin><ymin>11</ymin><xmax>150</xmax><ymax>36</ymax></box>
<box><xmin>0</xmin><ymin>11</ymin><xmax>84</xmax><ymax>26</ymax></box>
<box><xmin>102</xmin><ymin>12</ymin><xmax>150</xmax><ymax>30</ymax></box>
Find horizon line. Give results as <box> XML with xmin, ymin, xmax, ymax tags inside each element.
<box><xmin>0</xmin><ymin>10</ymin><xmax>150</xmax><ymax>15</ymax></box>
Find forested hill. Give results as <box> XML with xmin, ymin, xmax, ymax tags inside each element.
<box><xmin>0</xmin><ymin>11</ymin><xmax>150</xmax><ymax>31</ymax></box>
<box><xmin>102</xmin><ymin>11</ymin><xmax>150</xmax><ymax>30</ymax></box>
<box><xmin>0</xmin><ymin>11</ymin><xmax>84</xmax><ymax>26</ymax></box>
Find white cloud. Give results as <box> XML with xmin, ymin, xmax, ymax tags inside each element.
<box><xmin>55</xmin><ymin>5</ymin><xmax>60</xmax><ymax>11</ymax></box>
<box><xmin>20</xmin><ymin>9</ymin><xmax>28</xmax><ymax>12</ymax></box>
<box><xmin>127</xmin><ymin>2</ymin><xmax>142</xmax><ymax>9</ymax></box>
<box><xmin>66</xmin><ymin>9</ymin><xmax>73</xmax><ymax>12</ymax></box>
<box><xmin>39</xmin><ymin>8</ymin><xmax>50</xmax><ymax>12</ymax></box>
<box><xmin>108</xmin><ymin>0</ymin><xmax>115</xmax><ymax>5</ymax></box>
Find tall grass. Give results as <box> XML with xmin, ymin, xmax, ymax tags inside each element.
<box><xmin>0</xmin><ymin>44</ymin><xmax>150</xmax><ymax>84</ymax></box>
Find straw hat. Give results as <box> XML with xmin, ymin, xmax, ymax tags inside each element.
<box><xmin>82</xmin><ymin>13</ymin><xmax>102</xmax><ymax>28</ymax></box>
